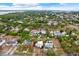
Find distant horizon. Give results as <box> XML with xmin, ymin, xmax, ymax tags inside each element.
<box><xmin>0</xmin><ymin>9</ymin><xmax>79</xmax><ymax>11</ymax></box>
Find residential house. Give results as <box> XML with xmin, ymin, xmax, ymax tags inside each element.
<box><xmin>53</xmin><ymin>39</ymin><xmax>61</xmax><ymax>48</ymax></box>
<box><xmin>50</xmin><ymin>31</ymin><xmax>66</xmax><ymax>37</ymax></box>
<box><xmin>61</xmin><ymin>31</ymin><xmax>66</xmax><ymax>35</ymax></box>
<box><xmin>47</xmin><ymin>21</ymin><xmax>52</xmax><ymax>26</ymax></box>
<box><xmin>23</xmin><ymin>40</ymin><xmax>33</xmax><ymax>48</ymax></box>
<box><xmin>4</xmin><ymin>26</ymin><xmax>13</xmax><ymax>31</ymax></box>
<box><xmin>35</xmin><ymin>41</ymin><xmax>43</xmax><ymax>48</ymax></box>
<box><xmin>75</xmin><ymin>40</ymin><xmax>79</xmax><ymax>46</ymax></box>
<box><xmin>44</xmin><ymin>40</ymin><xmax>53</xmax><ymax>49</ymax></box>
<box><xmin>53</xmin><ymin>31</ymin><xmax>61</xmax><ymax>37</ymax></box>
<box><xmin>30</xmin><ymin>29</ymin><xmax>46</xmax><ymax>36</ymax></box>
<box><xmin>2</xmin><ymin>35</ymin><xmax>19</xmax><ymax>46</ymax></box>
<box><xmin>11</xmin><ymin>27</ymin><xmax>19</xmax><ymax>32</ymax></box>
<box><xmin>30</xmin><ymin>30</ymin><xmax>40</xmax><ymax>36</ymax></box>
<box><xmin>40</xmin><ymin>29</ymin><xmax>46</xmax><ymax>35</ymax></box>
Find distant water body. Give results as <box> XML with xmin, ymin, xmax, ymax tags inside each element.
<box><xmin>0</xmin><ymin>11</ymin><xmax>24</xmax><ymax>15</ymax></box>
<box><xmin>0</xmin><ymin>12</ymin><xmax>11</xmax><ymax>15</ymax></box>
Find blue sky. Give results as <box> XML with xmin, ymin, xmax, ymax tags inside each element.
<box><xmin>0</xmin><ymin>3</ymin><xmax>79</xmax><ymax>10</ymax></box>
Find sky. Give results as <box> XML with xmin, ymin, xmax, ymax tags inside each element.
<box><xmin>0</xmin><ymin>3</ymin><xmax>79</xmax><ymax>11</ymax></box>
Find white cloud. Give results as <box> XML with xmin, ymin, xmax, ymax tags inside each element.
<box><xmin>13</xmin><ymin>3</ymin><xmax>39</xmax><ymax>8</ymax></box>
<box><xmin>0</xmin><ymin>3</ymin><xmax>43</xmax><ymax>10</ymax></box>
<box><xmin>0</xmin><ymin>3</ymin><xmax>79</xmax><ymax>11</ymax></box>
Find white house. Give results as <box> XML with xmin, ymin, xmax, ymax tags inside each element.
<box><xmin>35</xmin><ymin>41</ymin><xmax>43</xmax><ymax>48</ymax></box>
<box><xmin>75</xmin><ymin>40</ymin><xmax>79</xmax><ymax>46</ymax></box>
<box><xmin>61</xmin><ymin>32</ymin><xmax>66</xmax><ymax>35</ymax></box>
<box><xmin>40</xmin><ymin>29</ymin><xmax>46</xmax><ymax>35</ymax></box>
<box><xmin>47</xmin><ymin>21</ymin><xmax>52</xmax><ymax>26</ymax></box>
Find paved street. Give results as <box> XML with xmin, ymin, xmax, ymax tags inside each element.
<box><xmin>4</xmin><ymin>46</ymin><xmax>17</xmax><ymax>55</ymax></box>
